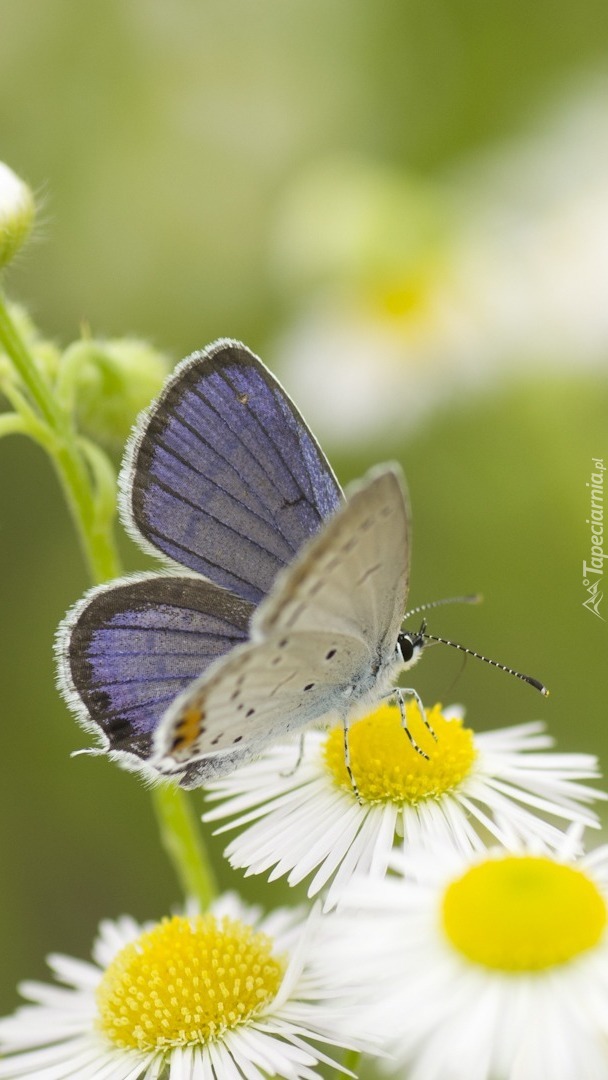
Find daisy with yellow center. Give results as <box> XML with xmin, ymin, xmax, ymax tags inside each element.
<box><xmin>203</xmin><ymin>702</ymin><xmax>605</xmax><ymax>908</ymax></box>
<box><xmin>96</xmin><ymin>913</ymin><xmax>285</xmax><ymax>1052</ymax></box>
<box><xmin>0</xmin><ymin>895</ymin><xmax>374</xmax><ymax>1079</ymax></box>
<box><xmin>330</xmin><ymin>835</ymin><xmax>608</xmax><ymax>1080</ymax></box>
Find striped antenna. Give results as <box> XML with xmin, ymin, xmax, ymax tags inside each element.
<box><xmin>403</xmin><ymin>593</ymin><xmax>482</xmax><ymax>622</ymax></box>
<box><xmin>422</xmin><ymin>631</ymin><xmax>549</xmax><ymax>696</ymax></box>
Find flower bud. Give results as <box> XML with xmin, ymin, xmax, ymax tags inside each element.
<box><xmin>60</xmin><ymin>338</ymin><xmax>170</xmax><ymax>447</ymax></box>
<box><xmin>0</xmin><ymin>162</ymin><xmax>35</xmax><ymax>270</ymax></box>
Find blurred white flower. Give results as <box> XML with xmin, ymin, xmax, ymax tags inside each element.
<box><xmin>449</xmin><ymin>77</ymin><xmax>608</xmax><ymax>372</ymax></box>
<box><xmin>271</xmin><ymin>78</ymin><xmax>608</xmax><ymax>445</ymax></box>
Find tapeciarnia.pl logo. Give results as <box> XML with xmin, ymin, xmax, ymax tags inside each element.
<box><xmin>582</xmin><ymin>457</ymin><xmax>606</xmax><ymax>620</ymax></box>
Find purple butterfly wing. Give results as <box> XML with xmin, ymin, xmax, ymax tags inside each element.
<box><xmin>57</xmin><ymin>575</ymin><xmax>253</xmax><ymax>780</ymax></box>
<box><xmin>121</xmin><ymin>339</ymin><xmax>343</xmax><ymax>604</ymax></box>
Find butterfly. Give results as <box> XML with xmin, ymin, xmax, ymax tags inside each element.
<box><xmin>56</xmin><ymin>339</ymin><xmax>545</xmax><ymax>789</ymax></box>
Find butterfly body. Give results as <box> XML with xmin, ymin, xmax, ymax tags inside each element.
<box><xmin>150</xmin><ymin>460</ymin><xmax>415</xmax><ymax>786</ymax></box>
<box><xmin>56</xmin><ymin>340</ymin><xmax>416</xmax><ymax>787</ymax></box>
<box><xmin>155</xmin><ymin>640</ymin><xmax>410</xmax><ymax>788</ymax></box>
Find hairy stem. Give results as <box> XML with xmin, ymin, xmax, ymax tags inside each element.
<box><xmin>0</xmin><ymin>291</ymin><xmax>216</xmax><ymax>904</ymax></box>
<box><xmin>0</xmin><ymin>295</ymin><xmax>120</xmax><ymax>582</ymax></box>
<box><xmin>151</xmin><ymin>785</ymin><xmax>218</xmax><ymax>909</ymax></box>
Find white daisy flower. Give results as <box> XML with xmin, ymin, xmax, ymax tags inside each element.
<box><xmin>0</xmin><ymin>894</ymin><xmax>374</xmax><ymax>1079</ymax></box>
<box><xmin>331</xmin><ymin>835</ymin><xmax>608</xmax><ymax>1080</ymax></box>
<box><xmin>203</xmin><ymin>702</ymin><xmax>605</xmax><ymax>909</ymax></box>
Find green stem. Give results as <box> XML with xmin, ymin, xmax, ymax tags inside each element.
<box><xmin>0</xmin><ymin>412</ymin><xmax>29</xmax><ymax>438</ymax></box>
<box><xmin>0</xmin><ymin>290</ymin><xmax>216</xmax><ymax>906</ymax></box>
<box><xmin>151</xmin><ymin>785</ymin><xmax>218</xmax><ymax>909</ymax></box>
<box><xmin>0</xmin><ymin>381</ymin><xmax>54</xmax><ymax>447</ymax></box>
<box><xmin>0</xmin><ymin>294</ymin><xmax>120</xmax><ymax>583</ymax></box>
<box><xmin>0</xmin><ymin>297</ymin><xmax>64</xmax><ymax>430</ymax></box>
<box><xmin>53</xmin><ymin>439</ymin><xmax>121</xmax><ymax>583</ymax></box>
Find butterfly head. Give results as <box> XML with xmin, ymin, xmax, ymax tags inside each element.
<box><xmin>396</xmin><ymin>622</ymin><xmax>427</xmax><ymax>672</ymax></box>
<box><xmin>398</xmin><ymin>602</ymin><xmax>549</xmax><ymax>697</ymax></box>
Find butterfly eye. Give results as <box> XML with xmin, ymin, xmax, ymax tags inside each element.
<box><xmin>397</xmin><ymin>632</ymin><xmax>416</xmax><ymax>663</ymax></box>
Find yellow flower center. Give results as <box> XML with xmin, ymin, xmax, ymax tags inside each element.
<box><xmin>372</xmin><ymin>273</ymin><xmax>431</xmax><ymax>319</ymax></box>
<box><xmin>323</xmin><ymin>703</ymin><xmax>476</xmax><ymax>804</ymax></box>
<box><xmin>96</xmin><ymin>914</ymin><xmax>285</xmax><ymax>1051</ymax></box>
<box><xmin>442</xmin><ymin>855</ymin><xmax>607</xmax><ymax>971</ymax></box>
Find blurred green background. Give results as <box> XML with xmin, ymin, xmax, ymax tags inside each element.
<box><xmin>1</xmin><ymin>0</ymin><xmax>608</xmax><ymax>1036</ymax></box>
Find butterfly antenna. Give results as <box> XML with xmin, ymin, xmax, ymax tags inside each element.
<box><xmin>403</xmin><ymin>593</ymin><xmax>482</xmax><ymax>622</ymax></box>
<box><xmin>422</xmin><ymin>632</ymin><xmax>549</xmax><ymax>696</ymax></box>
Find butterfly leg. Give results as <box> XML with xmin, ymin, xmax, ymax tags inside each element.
<box><xmin>410</xmin><ymin>688</ymin><xmax>437</xmax><ymax>738</ymax></box>
<box><xmin>342</xmin><ymin>719</ymin><xmax>362</xmax><ymax>803</ymax></box>
<box><xmin>280</xmin><ymin>733</ymin><xmax>306</xmax><ymax>778</ymax></box>
<box><xmin>393</xmin><ymin>688</ymin><xmax>430</xmax><ymax>759</ymax></box>
<box><xmin>396</xmin><ymin>686</ymin><xmax>438</xmax><ymax>740</ymax></box>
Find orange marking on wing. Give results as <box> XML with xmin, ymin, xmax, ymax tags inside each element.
<box><xmin>172</xmin><ymin>705</ymin><xmax>205</xmax><ymax>751</ymax></box>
